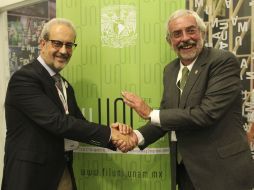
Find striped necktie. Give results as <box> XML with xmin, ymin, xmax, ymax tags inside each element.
<box><xmin>179</xmin><ymin>66</ymin><xmax>189</xmax><ymax>91</ymax></box>
<box><xmin>52</xmin><ymin>73</ymin><xmax>63</xmax><ymax>93</ymax></box>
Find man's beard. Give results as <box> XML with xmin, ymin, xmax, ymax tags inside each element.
<box><xmin>176</xmin><ymin>39</ymin><xmax>204</xmax><ymax>62</ymax></box>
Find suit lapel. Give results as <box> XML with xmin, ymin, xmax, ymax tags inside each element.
<box><xmin>166</xmin><ymin>60</ymin><xmax>181</xmax><ymax>108</ymax></box>
<box><xmin>32</xmin><ymin>60</ymin><xmax>66</xmax><ymax>112</ymax></box>
<box><xmin>179</xmin><ymin>48</ymin><xmax>209</xmax><ymax>108</ymax></box>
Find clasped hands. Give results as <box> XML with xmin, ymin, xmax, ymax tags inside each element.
<box><xmin>111</xmin><ymin>91</ymin><xmax>153</xmax><ymax>153</ymax></box>
<box><xmin>111</xmin><ymin>122</ymin><xmax>138</xmax><ymax>153</ymax></box>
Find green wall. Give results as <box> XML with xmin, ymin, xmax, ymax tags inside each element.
<box><xmin>57</xmin><ymin>0</ymin><xmax>185</xmax><ymax>189</ymax></box>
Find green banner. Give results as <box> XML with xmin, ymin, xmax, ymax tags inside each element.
<box><xmin>57</xmin><ymin>0</ymin><xmax>185</xmax><ymax>189</ymax></box>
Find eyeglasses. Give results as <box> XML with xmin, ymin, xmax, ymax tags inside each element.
<box><xmin>170</xmin><ymin>26</ymin><xmax>200</xmax><ymax>39</ymax></box>
<box><xmin>47</xmin><ymin>40</ymin><xmax>77</xmax><ymax>51</ymax></box>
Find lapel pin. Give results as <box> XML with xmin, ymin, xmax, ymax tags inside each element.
<box><xmin>195</xmin><ymin>70</ymin><xmax>198</xmax><ymax>74</ymax></box>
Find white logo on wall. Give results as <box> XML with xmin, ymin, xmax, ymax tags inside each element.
<box><xmin>101</xmin><ymin>5</ymin><xmax>137</xmax><ymax>48</ymax></box>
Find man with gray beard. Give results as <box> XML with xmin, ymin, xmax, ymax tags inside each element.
<box><xmin>117</xmin><ymin>9</ymin><xmax>254</xmax><ymax>190</ymax></box>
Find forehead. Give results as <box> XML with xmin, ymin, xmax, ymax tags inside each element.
<box><xmin>49</xmin><ymin>24</ymin><xmax>75</xmax><ymax>41</ymax></box>
<box><xmin>168</xmin><ymin>15</ymin><xmax>197</xmax><ymax>32</ymax></box>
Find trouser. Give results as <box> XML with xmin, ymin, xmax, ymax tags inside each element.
<box><xmin>57</xmin><ymin>151</ymin><xmax>76</xmax><ymax>190</ymax></box>
<box><xmin>177</xmin><ymin>162</ymin><xmax>195</xmax><ymax>190</ymax></box>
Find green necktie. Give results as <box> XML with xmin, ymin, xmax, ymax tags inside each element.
<box><xmin>179</xmin><ymin>66</ymin><xmax>189</xmax><ymax>90</ymax></box>
<box><xmin>177</xmin><ymin>66</ymin><xmax>189</xmax><ymax>163</ymax></box>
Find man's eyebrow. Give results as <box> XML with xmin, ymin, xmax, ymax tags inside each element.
<box><xmin>171</xmin><ymin>25</ymin><xmax>197</xmax><ymax>32</ymax></box>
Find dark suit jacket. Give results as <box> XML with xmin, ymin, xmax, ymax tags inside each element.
<box><xmin>2</xmin><ymin>60</ymin><xmax>114</xmax><ymax>190</ymax></box>
<box><xmin>138</xmin><ymin>47</ymin><xmax>254</xmax><ymax>190</ymax></box>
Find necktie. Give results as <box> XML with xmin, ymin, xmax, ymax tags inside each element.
<box><xmin>52</xmin><ymin>74</ymin><xmax>79</xmax><ymax>152</ymax></box>
<box><xmin>179</xmin><ymin>66</ymin><xmax>189</xmax><ymax>90</ymax></box>
<box><xmin>53</xmin><ymin>73</ymin><xmax>63</xmax><ymax>93</ymax></box>
<box><xmin>177</xmin><ymin>67</ymin><xmax>189</xmax><ymax>164</ymax></box>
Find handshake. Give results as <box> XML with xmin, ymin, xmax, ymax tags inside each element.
<box><xmin>109</xmin><ymin>91</ymin><xmax>153</xmax><ymax>153</ymax></box>
<box><xmin>110</xmin><ymin>122</ymin><xmax>138</xmax><ymax>153</ymax></box>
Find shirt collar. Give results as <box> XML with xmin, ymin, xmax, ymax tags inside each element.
<box><xmin>37</xmin><ymin>56</ymin><xmax>56</xmax><ymax>77</ymax></box>
<box><xmin>176</xmin><ymin>57</ymin><xmax>197</xmax><ymax>84</ymax></box>
<box><xmin>179</xmin><ymin>58</ymin><xmax>196</xmax><ymax>72</ymax></box>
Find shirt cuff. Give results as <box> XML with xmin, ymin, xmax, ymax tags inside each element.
<box><xmin>133</xmin><ymin>130</ymin><xmax>145</xmax><ymax>146</ymax></box>
<box><xmin>171</xmin><ymin>131</ymin><xmax>177</xmax><ymax>142</ymax></box>
<box><xmin>109</xmin><ymin>127</ymin><xmax>112</xmax><ymax>142</ymax></box>
<box><xmin>149</xmin><ymin>109</ymin><xmax>161</xmax><ymax>126</ymax></box>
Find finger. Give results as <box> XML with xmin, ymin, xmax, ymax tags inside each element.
<box><xmin>127</xmin><ymin>92</ymin><xmax>139</xmax><ymax>101</ymax></box>
<box><xmin>117</xmin><ymin>123</ymin><xmax>124</xmax><ymax>133</ymax></box>
<box><xmin>125</xmin><ymin>143</ymin><xmax>135</xmax><ymax>152</ymax></box>
<box><xmin>127</xmin><ymin>139</ymin><xmax>135</xmax><ymax>148</ymax></box>
<box><xmin>111</xmin><ymin>128</ymin><xmax>122</xmax><ymax>141</ymax></box>
<box><xmin>125</xmin><ymin>125</ymin><xmax>133</xmax><ymax>134</ymax></box>
<box><xmin>125</xmin><ymin>126</ymin><xmax>130</xmax><ymax>134</ymax></box>
<box><xmin>111</xmin><ymin>122</ymin><xmax>119</xmax><ymax>128</ymax></box>
<box><xmin>122</xmin><ymin>91</ymin><xmax>134</xmax><ymax>97</ymax></box>
<box><xmin>122</xmin><ymin>92</ymin><xmax>135</xmax><ymax>102</ymax></box>
<box><xmin>121</xmin><ymin>91</ymin><xmax>131</xmax><ymax>98</ymax></box>
<box><xmin>121</xmin><ymin>124</ymin><xmax>128</xmax><ymax>134</ymax></box>
<box><xmin>128</xmin><ymin>133</ymin><xmax>138</xmax><ymax>148</ymax></box>
<box><xmin>118</xmin><ymin>143</ymin><xmax>127</xmax><ymax>150</ymax></box>
<box><xmin>118</xmin><ymin>147</ymin><xmax>128</xmax><ymax>153</ymax></box>
<box><xmin>114</xmin><ymin>140</ymin><xmax>121</xmax><ymax>146</ymax></box>
<box><xmin>118</xmin><ymin>142</ymin><xmax>129</xmax><ymax>152</ymax></box>
<box><xmin>114</xmin><ymin>139</ymin><xmax>125</xmax><ymax>147</ymax></box>
<box><xmin>130</xmin><ymin>132</ymin><xmax>138</xmax><ymax>144</ymax></box>
<box><xmin>117</xmin><ymin>123</ymin><xmax>130</xmax><ymax>134</ymax></box>
<box><xmin>123</xmin><ymin>99</ymin><xmax>136</xmax><ymax>108</ymax></box>
<box><xmin>125</xmin><ymin>125</ymin><xmax>132</xmax><ymax>134</ymax></box>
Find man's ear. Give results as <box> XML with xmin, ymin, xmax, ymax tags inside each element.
<box><xmin>165</xmin><ymin>33</ymin><xmax>171</xmax><ymax>45</ymax></box>
<box><xmin>39</xmin><ymin>39</ymin><xmax>46</xmax><ymax>50</ymax></box>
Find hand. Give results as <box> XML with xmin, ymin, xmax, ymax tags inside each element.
<box><xmin>111</xmin><ymin>122</ymin><xmax>132</xmax><ymax>135</ymax></box>
<box><xmin>121</xmin><ymin>91</ymin><xmax>152</xmax><ymax>119</ymax></box>
<box><xmin>115</xmin><ymin>131</ymin><xmax>138</xmax><ymax>152</ymax></box>
<box><xmin>111</xmin><ymin>123</ymin><xmax>138</xmax><ymax>152</ymax></box>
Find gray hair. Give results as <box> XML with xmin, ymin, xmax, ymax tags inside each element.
<box><xmin>166</xmin><ymin>9</ymin><xmax>206</xmax><ymax>41</ymax></box>
<box><xmin>39</xmin><ymin>18</ymin><xmax>77</xmax><ymax>41</ymax></box>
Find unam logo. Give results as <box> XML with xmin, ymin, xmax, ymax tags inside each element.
<box><xmin>101</xmin><ymin>5</ymin><xmax>137</xmax><ymax>48</ymax></box>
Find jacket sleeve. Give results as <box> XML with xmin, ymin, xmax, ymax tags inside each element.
<box><xmin>160</xmin><ymin>51</ymin><xmax>241</xmax><ymax>131</ymax></box>
<box><xmin>5</xmin><ymin>68</ymin><xmax>112</xmax><ymax>148</ymax></box>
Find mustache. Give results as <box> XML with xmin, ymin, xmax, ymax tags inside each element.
<box><xmin>54</xmin><ymin>52</ymin><xmax>70</xmax><ymax>60</ymax></box>
<box><xmin>177</xmin><ymin>40</ymin><xmax>196</xmax><ymax>49</ymax></box>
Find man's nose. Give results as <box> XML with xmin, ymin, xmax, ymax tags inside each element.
<box><xmin>181</xmin><ymin>31</ymin><xmax>191</xmax><ymax>41</ymax></box>
<box><xmin>59</xmin><ymin>45</ymin><xmax>68</xmax><ymax>53</ymax></box>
